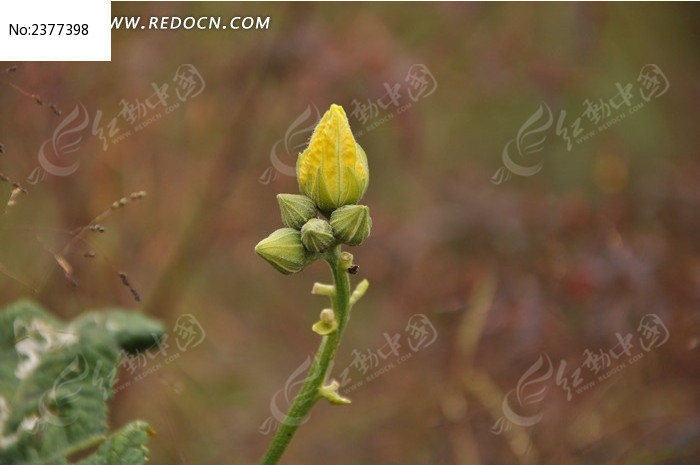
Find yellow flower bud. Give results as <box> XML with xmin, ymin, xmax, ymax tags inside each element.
<box><xmin>296</xmin><ymin>104</ymin><xmax>369</xmax><ymax>212</ymax></box>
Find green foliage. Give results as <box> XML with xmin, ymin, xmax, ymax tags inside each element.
<box><xmin>0</xmin><ymin>299</ymin><xmax>163</xmax><ymax>465</ymax></box>
<box><xmin>76</xmin><ymin>421</ymin><xmax>151</xmax><ymax>465</ymax></box>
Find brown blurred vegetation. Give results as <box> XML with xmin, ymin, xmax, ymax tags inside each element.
<box><xmin>1</xmin><ymin>2</ymin><xmax>699</xmax><ymax>464</ymax></box>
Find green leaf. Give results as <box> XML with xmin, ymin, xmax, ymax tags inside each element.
<box><xmin>76</xmin><ymin>421</ymin><xmax>152</xmax><ymax>465</ymax></box>
<box><xmin>71</xmin><ymin>309</ymin><xmax>165</xmax><ymax>354</ymax></box>
<box><xmin>0</xmin><ymin>299</ymin><xmax>162</xmax><ymax>465</ymax></box>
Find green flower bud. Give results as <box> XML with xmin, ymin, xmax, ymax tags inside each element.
<box><xmin>300</xmin><ymin>218</ymin><xmax>334</xmax><ymax>253</ymax></box>
<box><xmin>312</xmin><ymin>308</ymin><xmax>338</xmax><ymax>335</ymax></box>
<box><xmin>277</xmin><ymin>193</ymin><xmax>317</xmax><ymax>229</ymax></box>
<box><xmin>330</xmin><ymin>205</ymin><xmax>372</xmax><ymax>246</ymax></box>
<box><xmin>254</xmin><ymin>228</ymin><xmax>311</xmax><ymax>274</ymax></box>
<box><xmin>296</xmin><ymin>104</ymin><xmax>369</xmax><ymax>213</ymax></box>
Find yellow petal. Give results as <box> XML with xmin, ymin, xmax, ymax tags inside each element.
<box><xmin>296</xmin><ymin>104</ymin><xmax>369</xmax><ymax>212</ymax></box>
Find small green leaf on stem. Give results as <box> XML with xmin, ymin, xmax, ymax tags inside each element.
<box><xmin>319</xmin><ymin>380</ymin><xmax>351</xmax><ymax>405</ymax></box>
<box><xmin>311</xmin><ymin>282</ymin><xmax>335</xmax><ymax>297</ymax></box>
<box><xmin>349</xmin><ymin>279</ymin><xmax>370</xmax><ymax>306</ymax></box>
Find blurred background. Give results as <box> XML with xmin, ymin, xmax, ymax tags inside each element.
<box><xmin>1</xmin><ymin>2</ymin><xmax>699</xmax><ymax>463</ymax></box>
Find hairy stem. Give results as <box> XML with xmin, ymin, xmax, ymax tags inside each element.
<box><xmin>261</xmin><ymin>245</ymin><xmax>351</xmax><ymax>464</ymax></box>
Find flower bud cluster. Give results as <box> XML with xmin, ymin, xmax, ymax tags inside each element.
<box><xmin>255</xmin><ymin>104</ymin><xmax>372</xmax><ymax>274</ymax></box>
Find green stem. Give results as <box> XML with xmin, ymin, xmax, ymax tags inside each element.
<box><xmin>261</xmin><ymin>245</ymin><xmax>352</xmax><ymax>465</ymax></box>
